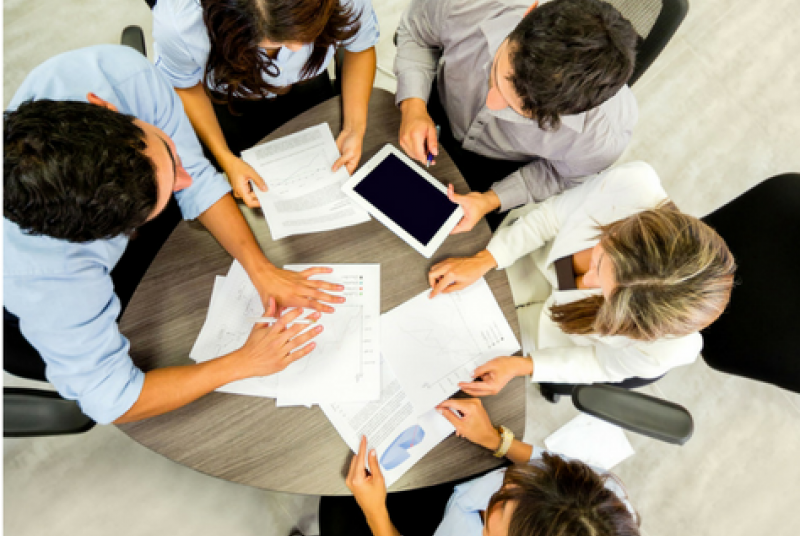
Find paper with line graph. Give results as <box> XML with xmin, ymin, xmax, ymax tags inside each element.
<box><xmin>241</xmin><ymin>123</ymin><xmax>370</xmax><ymax>240</ymax></box>
<box><xmin>381</xmin><ymin>278</ymin><xmax>520</xmax><ymax>415</ymax></box>
<box><xmin>189</xmin><ymin>261</ymin><xmax>380</xmax><ymax>405</ymax></box>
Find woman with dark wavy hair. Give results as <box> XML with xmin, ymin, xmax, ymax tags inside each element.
<box><xmin>153</xmin><ymin>0</ymin><xmax>379</xmax><ymax>206</ymax></box>
<box><xmin>322</xmin><ymin>397</ymin><xmax>640</xmax><ymax>536</ymax></box>
<box><xmin>427</xmin><ymin>161</ymin><xmax>735</xmax><ymax>400</ymax></box>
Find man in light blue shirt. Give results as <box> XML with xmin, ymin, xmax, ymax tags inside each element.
<box><xmin>4</xmin><ymin>45</ymin><xmax>339</xmax><ymax>425</ymax></box>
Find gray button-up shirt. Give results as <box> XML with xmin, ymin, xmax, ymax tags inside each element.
<box><xmin>394</xmin><ymin>0</ymin><xmax>638</xmax><ymax>211</ymax></box>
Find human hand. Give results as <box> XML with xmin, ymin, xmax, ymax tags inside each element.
<box><xmin>447</xmin><ymin>185</ymin><xmax>501</xmax><ymax>234</ymax></box>
<box><xmin>233</xmin><ymin>299</ymin><xmax>323</xmax><ymax>378</ymax></box>
<box><xmin>436</xmin><ymin>398</ymin><xmax>500</xmax><ymax>451</ymax></box>
<box><xmin>428</xmin><ymin>250</ymin><xmax>498</xmax><ymax>298</ymax></box>
<box><xmin>333</xmin><ymin>127</ymin><xmax>365</xmax><ymax>175</ymax></box>
<box><xmin>221</xmin><ymin>154</ymin><xmax>267</xmax><ymax>208</ymax></box>
<box><xmin>346</xmin><ymin>436</ymin><xmax>388</xmax><ymax>519</ymax></box>
<box><xmin>398</xmin><ymin>98</ymin><xmax>438</xmax><ymax>164</ymax></box>
<box><xmin>458</xmin><ymin>356</ymin><xmax>532</xmax><ymax>396</ymax></box>
<box><xmin>251</xmin><ymin>265</ymin><xmax>345</xmax><ymax>314</ymax></box>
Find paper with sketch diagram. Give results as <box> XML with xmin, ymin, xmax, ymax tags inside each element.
<box><xmin>241</xmin><ymin>123</ymin><xmax>370</xmax><ymax>240</ymax></box>
<box><xmin>321</xmin><ymin>358</ymin><xmax>455</xmax><ymax>488</ymax></box>
<box><xmin>381</xmin><ymin>278</ymin><xmax>521</xmax><ymax>415</ymax></box>
<box><xmin>190</xmin><ymin>261</ymin><xmax>381</xmax><ymax>405</ymax></box>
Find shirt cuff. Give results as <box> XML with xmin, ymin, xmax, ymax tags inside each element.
<box><xmin>491</xmin><ymin>170</ymin><xmax>529</xmax><ymax>212</ymax></box>
<box><xmin>395</xmin><ymin>71</ymin><xmax>435</xmax><ymax>107</ymax></box>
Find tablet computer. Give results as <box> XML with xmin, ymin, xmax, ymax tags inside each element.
<box><xmin>342</xmin><ymin>145</ymin><xmax>464</xmax><ymax>258</ymax></box>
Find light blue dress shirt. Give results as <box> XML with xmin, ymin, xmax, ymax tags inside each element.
<box><xmin>433</xmin><ymin>447</ymin><xmax>636</xmax><ymax>536</ymax></box>
<box><xmin>4</xmin><ymin>45</ymin><xmax>231</xmax><ymax>424</ymax></box>
<box><xmin>153</xmin><ymin>0</ymin><xmax>380</xmax><ymax>95</ymax></box>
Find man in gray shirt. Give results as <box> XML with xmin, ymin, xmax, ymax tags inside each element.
<box><xmin>394</xmin><ymin>0</ymin><xmax>639</xmax><ymax>231</ymax></box>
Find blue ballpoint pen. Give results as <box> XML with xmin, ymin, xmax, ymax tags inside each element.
<box><xmin>426</xmin><ymin>125</ymin><xmax>441</xmax><ymax>168</ymax></box>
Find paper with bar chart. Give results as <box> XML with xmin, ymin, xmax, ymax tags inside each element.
<box><xmin>241</xmin><ymin>123</ymin><xmax>370</xmax><ymax>240</ymax></box>
<box><xmin>381</xmin><ymin>278</ymin><xmax>520</xmax><ymax>414</ymax></box>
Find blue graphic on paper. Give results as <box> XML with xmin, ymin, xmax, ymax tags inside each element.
<box><xmin>379</xmin><ymin>425</ymin><xmax>426</xmax><ymax>470</ymax></box>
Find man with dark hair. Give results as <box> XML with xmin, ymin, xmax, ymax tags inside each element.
<box><xmin>394</xmin><ymin>0</ymin><xmax>639</xmax><ymax>230</ymax></box>
<box><xmin>4</xmin><ymin>45</ymin><xmax>340</xmax><ymax>425</ymax></box>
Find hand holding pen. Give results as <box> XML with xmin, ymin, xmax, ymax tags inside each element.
<box><xmin>426</xmin><ymin>125</ymin><xmax>441</xmax><ymax>168</ymax></box>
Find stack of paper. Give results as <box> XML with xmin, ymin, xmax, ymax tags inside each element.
<box><xmin>544</xmin><ymin>413</ymin><xmax>635</xmax><ymax>470</ymax></box>
<box><xmin>190</xmin><ymin>262</ymin><xmax>381</xmax><ymax>406</ymax></box>
<box><xmin>241</xmin><ymin>123</ymin><xmax>370</xmax><ymax>240</ymax></box>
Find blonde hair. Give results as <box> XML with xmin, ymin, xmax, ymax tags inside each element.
<box><xmin>550</xmin><ymin>203</ymin><xmax>736</xmax><ymax>341</ymax></box>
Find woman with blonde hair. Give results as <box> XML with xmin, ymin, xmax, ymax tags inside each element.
<box><xmin>429</xmin><ymin>161</ymin><xmax>735</xmax><ymax>399</ymax></box>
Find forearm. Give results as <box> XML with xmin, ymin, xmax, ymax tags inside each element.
<box><xmin>197</xmin><ymin>193</ymin><xmax>274</xmax><ymax>275</ymax></box>
<box><xmin>175</xmin><ymin>83</ymin><xmax>234</xmax><ymax>166</ymax></box>
<box><xmin>114</xmin><ymin>353</ymin><xmax>244</xmax><ymax>423</ymax></box>
<box><xmin>364</xmin><ymin>509</ymin><xmax>402</xmax><ymax>536</ymax></box>
<box><xmin>341</xmin><ymin>48</ymin><xmax>376</xmax><ymax>136</ymax></box>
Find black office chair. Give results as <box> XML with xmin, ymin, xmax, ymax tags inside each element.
<box><xmin>606</xmin><ymin>0</ymin><xmax>690</xmax><ymax>85</ymax></box>
<box><xmin>571</xmin><ymin>172</ymin><xmax>800</xmax><ymax>445</ymax></box>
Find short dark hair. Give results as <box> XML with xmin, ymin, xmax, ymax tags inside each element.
<box><xmin>3</xmin><ymin>99</ymin><xmax>158</xmax><ymax>242</ymax></box>
<box><xmin>487</xmin><ymin>452</ymin><xmax>640</xmax><ymax>536</ymax></box>
<box><xmin>508</xmin><ymin>0</ymin><xmax>638</xmax><ymax>130</ymax></box>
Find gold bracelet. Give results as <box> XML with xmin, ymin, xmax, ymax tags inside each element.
<box><xmin>493</xmin><ymin>425</ymin><xmax>514</xmax><ymax>458</ymax></box>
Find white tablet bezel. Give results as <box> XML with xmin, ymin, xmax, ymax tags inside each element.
<box><xmin>341</xmin><ymin>144</ymin><xmax>464</xmax><ymax>258</ymax></box>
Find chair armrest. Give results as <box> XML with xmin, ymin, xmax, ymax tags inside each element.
<box><xmin>571</xmin><ymin>384</ymin><xmax>694</xmax><ymax>445</ymax></box>
<box><xmin>4</xmin><ymin>388</ymin><xmax>95</xmax><ymax>437</ymax></box>
<box><xmin>121</xmin><ymin>25</ymin><xmax>147</xmax><ymax>57</ymax></box>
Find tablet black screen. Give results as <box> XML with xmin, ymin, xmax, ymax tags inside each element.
<box><xmin>353</xmin><ymin>153</ymin><xmax>458</xmax><ymax>246</ymax></box>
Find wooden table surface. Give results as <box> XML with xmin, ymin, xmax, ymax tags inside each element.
<box><xmin>118</xmin><ymin>88</ymin><xmax>523</xmax><ymax>495</ymax></box>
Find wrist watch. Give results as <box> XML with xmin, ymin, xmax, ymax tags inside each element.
<box><xmin>492</xmin><ymin>425</ymin><xmax>514</xmax><ymax>458</ymax></box>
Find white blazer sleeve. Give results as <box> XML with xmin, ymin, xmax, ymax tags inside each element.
<box><xmin>531</xmin><ymin>333</ymin><xmax>703</xmax><ymax>384</ymax></box>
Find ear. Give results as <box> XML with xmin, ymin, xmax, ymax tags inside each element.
<box><xmin>525</xmin><ymin>1</ymin><xmax>539</xmax><ymax>17</ymax></box>
<box><xmin>86</xmin><ymin>92</ymin><xmax>119</xmax><ymax>113</ymax></box>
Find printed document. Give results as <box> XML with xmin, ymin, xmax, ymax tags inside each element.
<box><xmin>321</xmin><ymin>358</ymin><xmax>455</xmax><ymax>488</ymax></box>
<box><xmin>545</xmin><ymin>413</ymin><xmax>635</xmax><ymax>470</ymax></box>
<box><xmin>241</xmin><ymin>123</ymin><xmax>370</xmax><ymax>240</ymax></box>
<box><xmin>190</xmin><ymin>261</ymin><xmax>380</xmax><ymax>405</ymax></box>
<box><xmin>381</xmin><ymin>278</ymin><xmax>521</xmax><ymax>414</ymax></box>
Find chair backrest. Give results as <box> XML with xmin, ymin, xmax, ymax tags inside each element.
<box><xmin>700</xmin><ymin>173</ymin><xmax>800</xmax><ymax>393</ymax></box>
<box><xmin>4</xmin><ymin>388</ymin><xmax>95</xmax><ymax>437</ymax></box>
<box><xmin>605</xmin><ymin>0</ymin><xmax>689</xmax><ymax>85</ymax></box>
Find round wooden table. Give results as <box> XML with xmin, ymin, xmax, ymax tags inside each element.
<box><xmin>118</xmin><ymin>88</ymin><xmax>524</xmax><ymax>495</ymax></box>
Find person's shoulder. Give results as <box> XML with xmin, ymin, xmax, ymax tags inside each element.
<box><xmin>154</xmin><ymin>0</ymin><xmax>204</xmax><ymax>29</ymax></box>
<box><xmin>596</xmin><ymin>161</ymin><xmax>664</xmax><ymax>196</ymax></box>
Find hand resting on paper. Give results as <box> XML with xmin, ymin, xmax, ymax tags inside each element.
<box><xmin>233</xmin><ymin>299</ymin><xmax>323</xmax><ymax>378</ymax></box>
<box><xmin>436</xmin><ymin>398</ymin><xmax>500</xmax><ymax>451</ymax></box>
<box><xmin>219</xmin><ymin>153</ymin><xmax>268</xmax><ymax>208</ymax></box>
<box><xmin>458</xmin><ymin>356</ymin><xmax>534</xmax><ymax>397</ymax></box>
<box><xmin>250</xmin><ymin>265</ymin><xmax>346</xmax><ymax>314</ymax></box>
<box><xmin>427</xmin><ymin>250</ymin><xmax>498</xmax><ymax>298</ymax></box>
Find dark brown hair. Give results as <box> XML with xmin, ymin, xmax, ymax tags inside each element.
<box><xmin>550</xmin><ymin>203</ymin><xmax>736</xmax><ymax>340</ymax></box>
<box><xmin>507</xmin><ymin>0</ymin><xmax>638</xmax><ymax>130</ymax></box>
<box><xmin>201</xmin><ymin>0</ymin><xmax>360</xmax><ymax>106</ymax></box>
<box><xmin>487</xmin><ymin>452</ymin><xmax>640</xmax><ymax>536</ymax></box>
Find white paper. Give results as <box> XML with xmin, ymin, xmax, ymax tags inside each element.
<box><xmin>321</xmin><ymin>359</ymin><xmax>455</xmax><ymax>488</ymax></box>
<box><xmin>381</xmin><ymin>278</ymin><xmax>521</xmax><ymax>414</ymax></box>
<box><xmin>544</xmin><ymin>413</ymin><xmax>635</xmax><ymax>471</ymax></box>
<box><xmin>190</xmin><ymin>261</ymin><xmax>380</xmax><ymax>405</ymax></box>
<box><xmin>275</xmin><ymin>264</ymin><xmax>381</xmax><ymax>404</ymax></box>
<box><xmin>241</xmin><ymin>123</ymin><xmax>370</xmax><ymax>240</ymax></box>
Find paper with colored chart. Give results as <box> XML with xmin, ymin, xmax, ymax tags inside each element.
<box><xmin>321</xmin><ymin>358</ymin><xmax>455</xmax><ymax>488</ymax></box>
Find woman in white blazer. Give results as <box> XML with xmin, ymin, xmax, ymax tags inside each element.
<box><xmin>429</xmin><ymin>161</ymin><xmax>735</xmax><ymax>396</ymax></box>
